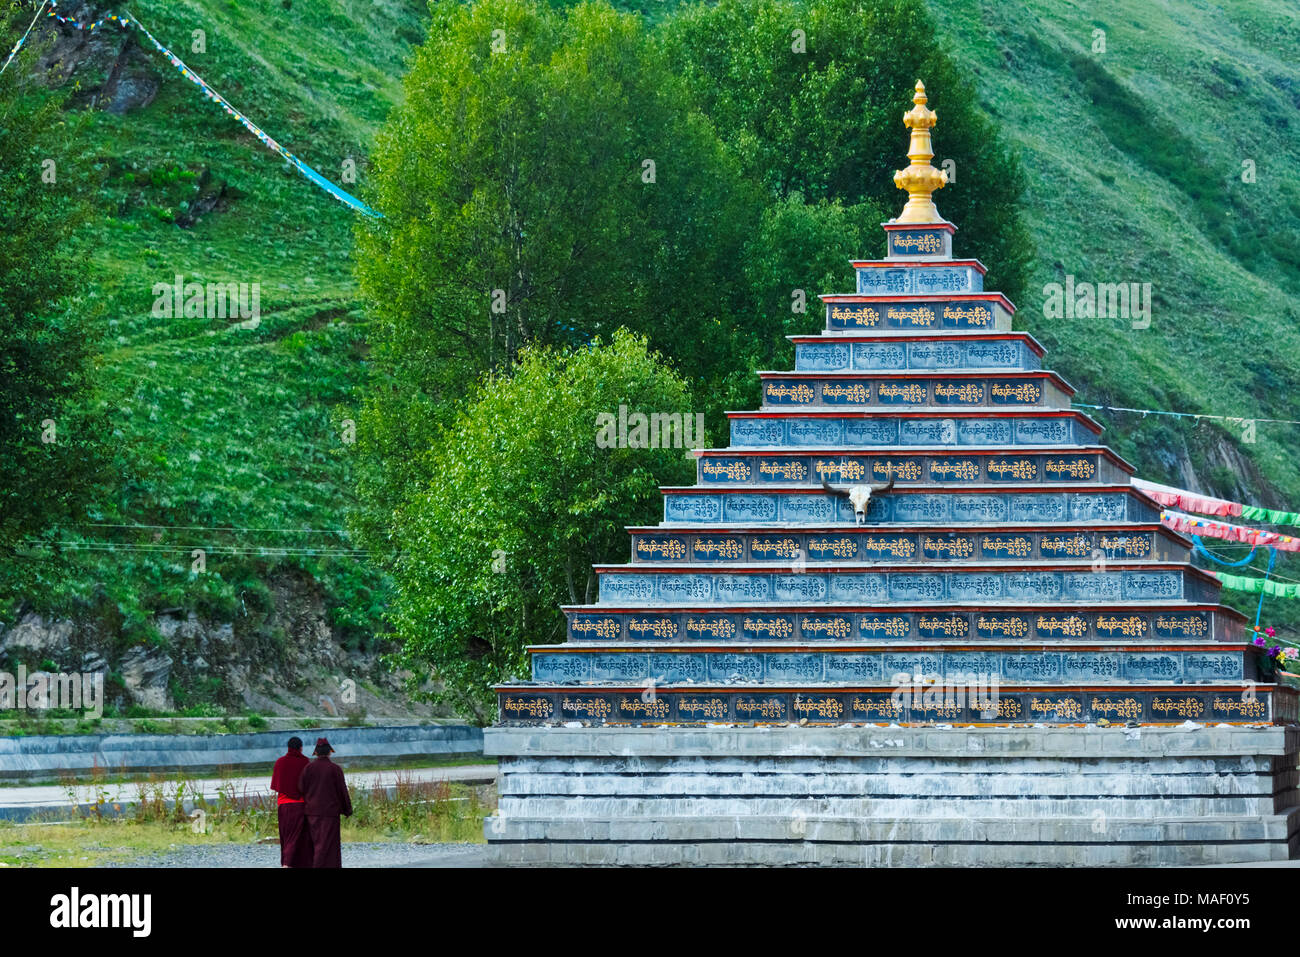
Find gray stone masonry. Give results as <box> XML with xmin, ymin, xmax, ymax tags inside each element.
<box><xmin>484</xmin><ymin>726</ymin><xmax>1298</xmax><ymax>866</ymax></box>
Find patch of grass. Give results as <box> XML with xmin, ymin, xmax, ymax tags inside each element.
<box><xmin>0</xmin><ymin>774</ymin><xmax>491</xmax><ymax>866</ymax></box>
<box><xmin>12</xmin><ymin>0</ymin><xmax>1300</xmax><ymax>664</ymax></box>
<box><xmin>2</xmin><ymin>0</ymin><xmax>423</xmax><ymax>672</ymax></box>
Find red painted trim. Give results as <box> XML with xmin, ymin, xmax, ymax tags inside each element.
<box><xmin>528</xmin><ymin>642</ymin><xmax>1249</xmax><ymax>655</ymax></box>
<box><xmin>725</xmin><ymin>408</ymin><xmax>1086</xmax><ymax>418</ymax></box>
<box><xmin>1128</xmin><ymin>487</ymin><xmax>1165</xmax><ymax>513</ymax></box>
<box><xmin>694</xmin><ymin>442</ymin><xmax>1118</xmax><ymax>459</ymax></box>
<box><xmin>689</xmin><ymin>444</ymin><xmax>1131</xmax><ymax>473</ymax></box>
<box><xmin>500</xmin><ymin>683</ymin><xmax>1267</xmax><ymax>694</ymax></box>
<box><xmin>882</xmin><ymin>221</ymin><xmax>956</xmax><ymax>234</ymax></box>
<box><xmin>592</xmin><ymin>560</ymin><xmax>1214</xmax><ymax>579</ymax></box>
<box><xmin>760</xmin><ymin>369</ymin><xmax>1056</xmax><ymax>379</ymax></box>
<box><xmin>820</xmin><ymin>292</ymin><xmax>1017</xmax><ymax>313</ymax></box>
<box><xmin>660</xmin><ymin>482</ymin><xmax>1137</xmax><ymax>494</ymax></box>
<box><xmin>626</xmin><ymin>521</ymin><xmax>1169</xmax><ymax>534</ymax></box>
<box><xmin>851</xmin><ymin>258</ymin><xmax>987</xmax><ymax>275</ymax></box>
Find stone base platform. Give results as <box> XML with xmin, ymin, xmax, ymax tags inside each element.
<box><xmin>483</xmin><ymin>725</ymin><xmax>1299</xmax><ymax>866</ymax></box>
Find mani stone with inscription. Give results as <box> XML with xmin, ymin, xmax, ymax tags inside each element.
<box><xmin>483</xmin><ymin>81</ymin><xmax>1300</xmax><ymax>866</ymax></box>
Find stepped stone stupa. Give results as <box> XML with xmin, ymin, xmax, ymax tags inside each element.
<box><xmin>482</xmin><ymin>82</ymin><xmax>1300</xmax><ymax>866</ymax></box>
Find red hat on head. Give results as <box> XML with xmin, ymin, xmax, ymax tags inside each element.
<box><xmin>314</xmin><ymin>737</ymin><xmax>334</xmax><ymax>755</ymax></box>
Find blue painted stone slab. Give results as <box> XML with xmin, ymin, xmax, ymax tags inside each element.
<box><xmin>498</xmin><ymin>687</ymin><xmax>1278</xmax><ymax>726</ymax></box>
<box><xmin>665</xmin><ymin>489</ymin><xmax>1144</xmax><ymax>528</ymax></box>
<box><xmin>886</xmin><ymin>227</ymin><xmax>951</xmax><ymax>258</ymax></box>
<box><xmin>793</xmin><ymin>339</ymin><xmax>1040</xmax><ymax>373</ymax></box>
<box><xmin>567</xmin><ymin>607</ymin><xmax>1226</xmax><ymax>645</ymax></box>
<box><xmin>532</xmin><ymin>649</ymin><xmax>1246</xmax><ymax>687</ymax></box>
<box><xmin>727</xmin><ymin>414</ymin><xmax>1092</xmax><ymax>449</ymax></box>
<box><xmin>855</xmin><ymin>264</ymin><xmax>982</xmax><ymax>296</ymax></box>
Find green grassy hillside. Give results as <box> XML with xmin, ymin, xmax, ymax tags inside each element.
<box><xmin>10</xmin><ymin>0</ymin><xmax>1300</xmax><ymax>701</ymax></box>
<box><xmin>9</xmin><ymin>0</ymin><xmax>427</xmax><ymax>676</ymax></box>
<box><xmin>928</xmin><ymin>0</ymin><xmax>1300</xmax><ymax>623</ymax></box>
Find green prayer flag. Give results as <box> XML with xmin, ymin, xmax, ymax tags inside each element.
<box><xmin>1239</xmin><ymin>504</ymin><xmax>1300</xmax><ymax>525</ymax></box>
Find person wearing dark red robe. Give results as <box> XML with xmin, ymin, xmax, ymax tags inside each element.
<box><xmin>270</xmin><ymin>736</ymin><xmax>313</xmax><ymax>868</ymax></box>
<box><xmin>298</xmin><ymin>736</ymin><xmax>353</xmax><ymax>868</ymax></box>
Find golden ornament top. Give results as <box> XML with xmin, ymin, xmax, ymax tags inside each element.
<box><xmin>892</xmin><ymin>80</ymin><xmax>948</xmax><ymax>224</ymax></box>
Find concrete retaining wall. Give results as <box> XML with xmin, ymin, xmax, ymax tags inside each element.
<box><xmin>0</xmin><ymin>724</ymin><xmax>483</xmax><ymax>781</ymax></box>
<box><xmin>484</xmin><ymin>725</ymin><xmax>1300</xmax><ymax>866</ymax></box>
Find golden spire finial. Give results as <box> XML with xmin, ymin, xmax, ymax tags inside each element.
<box><xmin>892</xmin><ymin>80</ymin><xmax>948</xmax><ymax>224</ymax></box>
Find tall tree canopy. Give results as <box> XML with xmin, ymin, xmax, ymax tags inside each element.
<box><xmin>354</xmin><ymin>0</ymin><xmax>1033</xmax><ymax>719</ymax></box>
<box><xmin>387</xmin><ymin>331</ymin><xmax>696</xmax><ymax>721</ymax></box>
<box><xmin>357</xmin><ymin>0</ymin><xmax>758</xmax><ymax>384</ymax></box>
<box><xmin>354</xmin><ymin>0</ymin><xmax>756</xmax><ymax>530</ymax></box>
<box><xmin>660</xmin><ymin>0</ymin><xmax>1032</xmax><ymax>304</ymax></box>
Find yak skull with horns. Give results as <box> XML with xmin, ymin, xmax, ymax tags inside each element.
<box><xmin>821</xmin><ymin>475</ymin><xmax>894</xmax><ymax>525</ymax></box>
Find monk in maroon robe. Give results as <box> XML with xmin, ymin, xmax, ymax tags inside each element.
<box><xmin>298</xmin><ymin>737</ymin><xmax>353</xmax><ymax>868</ymax></box>
<box><xmin>270</xmin><ymin>737</ymin><xmax>313</xmax><ymax>867</ymax></box>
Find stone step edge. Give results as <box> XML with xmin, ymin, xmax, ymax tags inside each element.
<box><xmin>565</xmin><ymin>601</ymin><xmax>1244</xmax><ymax>619</ymax></box>
<box><xmin>497</xmin><ymin>765</ymin><xmax>1298</xmax><ymax>784</ymax></box>
<box><xmin>787</xmin><ymin>330</ymin><xmax>1043</xmax><ymax>349</ymax></box>
<box><xmin>483</xmin><ymin>812</ymin><xmax>1300</xmax><ymax>843</ymax></box>
<box><xmin>754</xmin><ymin>368</ymin><xmax>1064</xmax><ymax>380</ymax></box>
<box><xmin>723</xmin><ymin>407</ymin><xmax>1098</xmax><ymax>423</ymax></box>
<box><xmin>755</xmin><ymin>368</ymin><xmax>1075</xmax><ymax>394</ymax></box>
<box><xmin>482</xmin><ymin>843</ymin><xmax>1292</xmax><ymax>866</ymax></box>
<box><xmin>498</xmin><ymin>778</ymin><xmax>1295</xmax><ymax>795</ymax></box>
<box><xmin>628</xmin><ymin>556</ymin><xmax>1189</xmax><ymax>567</ymax></box>
<box><xmin>660</xmin><ymin>482</ymin><xmax>1148</xmax><ymax>494</ymax></box>
<box><xmin>632</xmin><ymin>521</ymin><xmax>1167</xmax><ymax>532</ymax></box>
<box><xmin>690</xmin><ymin>444</ymin><xmax>1135</xmax><ymax>474</ymax></box>
<box><xmin>628</xmin><ymin>524</ymin><xmax>1178</xmax><ymax>549</ymax></box>
<box><xmin>820</xmin><ymin>291</ymin><xmax>1015</xmax><ymax>309</ymax></box>
<box><xmin>693</xmin><ymin>442</ymin><xmax>1117</xmax><ymax>455</ymax></box>
<box><xmin>850</xmin><ymin>257</ymin><xmax>987</xmax><ymax>272</ymax></box>
<box><xmin>528</xmin><ymin>641</ymin><xmax>1252</xmax><ymax>654</ymax></box>
<box><xmin>656</xmin><ymin>518</ymin><xmax>1165</xmax><ymax>533</ymax></box>
<box><xmin>592</xmin><ymin>560</ymin><xmax>1218</xmax><ymax>579</ymax></box>
<box><xmin>499</xmin><ymin>787</ymin><xmax>1296</xmax><ymax>801</ymax></box>
<box><xmin>501</xmin><ymin>682</ymin><xmax>1271</xmax><ymax>692</ymax></box>
<box><xmin>482</xmin><ymin>724</ymin><xmax>1298</xmax><ymax>758</ymax></box>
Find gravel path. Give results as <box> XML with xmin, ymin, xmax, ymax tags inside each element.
<box><xmin>112</xmin><ymin>842</ymin><xmax>489</xmax><ymax>868</ymax></box>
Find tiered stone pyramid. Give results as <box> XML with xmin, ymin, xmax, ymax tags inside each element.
<box><xmin>484</xmin><ymin>82</ymin><xmax>1300</xmax><ymax>866</ymax></box>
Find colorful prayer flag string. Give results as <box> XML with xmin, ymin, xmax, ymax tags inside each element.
<box><xmin>1135</xmin><ymin>478</ymin><xmax>1300</xmax><ymax>525</ymax></box>
<box><xmin>1239</xmin><ymin>503</ymin><xmax>1300</xmax><ymax>526</ymax></box>
<box><xmin>1160</xmin><ymin>509</ymin><xmax>1300</xmax><ymax>552</ymax></box>
<box><xmin>1132</xmin><ymin>478</ymin><xmax>1243</xmax><ymax>517</ymax></box>
<box><xmin>12</xmin><ymin>2</ymin><xmax>381</xmax><ymax>216</ymax></box>
<box><xmin>1</xmin><ymin>0</ymin><xmax>50</xmax><ymax>77</ymax></box>
<box><xmin>1211</xmin><ymin>570</ymin><xmax>1300</xmax><ymax>599</ymax></box>
<box><xmin>1073</xmin><ymin>402</ymin><xmax>1300</xmax><ymax>428</ymax></box>
<box><xmin>124</xmin><ymin>11</ymin><xmax>381</xmax><ymax>217</ymax></box>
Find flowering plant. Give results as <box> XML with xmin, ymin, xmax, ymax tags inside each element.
<box><xmin>1252</xmin><ymin>629</ymin><xmax>1293</xmax><ymax>667</ymax></box>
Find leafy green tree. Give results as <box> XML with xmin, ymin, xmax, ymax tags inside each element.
<box><xmin>708</xmin><ymin>194</ymin><xmax>884</xmax><ymax>414</ymax></box>
<box><xmin>353</xmin><ymin>0</ymin><xmax>756</xmax><ymax>528</ymax></box>
<box><xmin>0</xmin><ymin>18</ymin><xmax>103</xmax><ymax>574</ymax></box>
<box><xmin>661</xmin><ymin>0</ymin><xmax>1032</xmax><ymax>303</ymax></box>
<box><xmin>385</xmin><ymin>331</ymin><xmax>696</xmax><ymax>721</ymax></box>
<box><xmin>353</xmin><ymin>0</ymin><xmax>1037</xmax><ymax>718</ymax></box>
